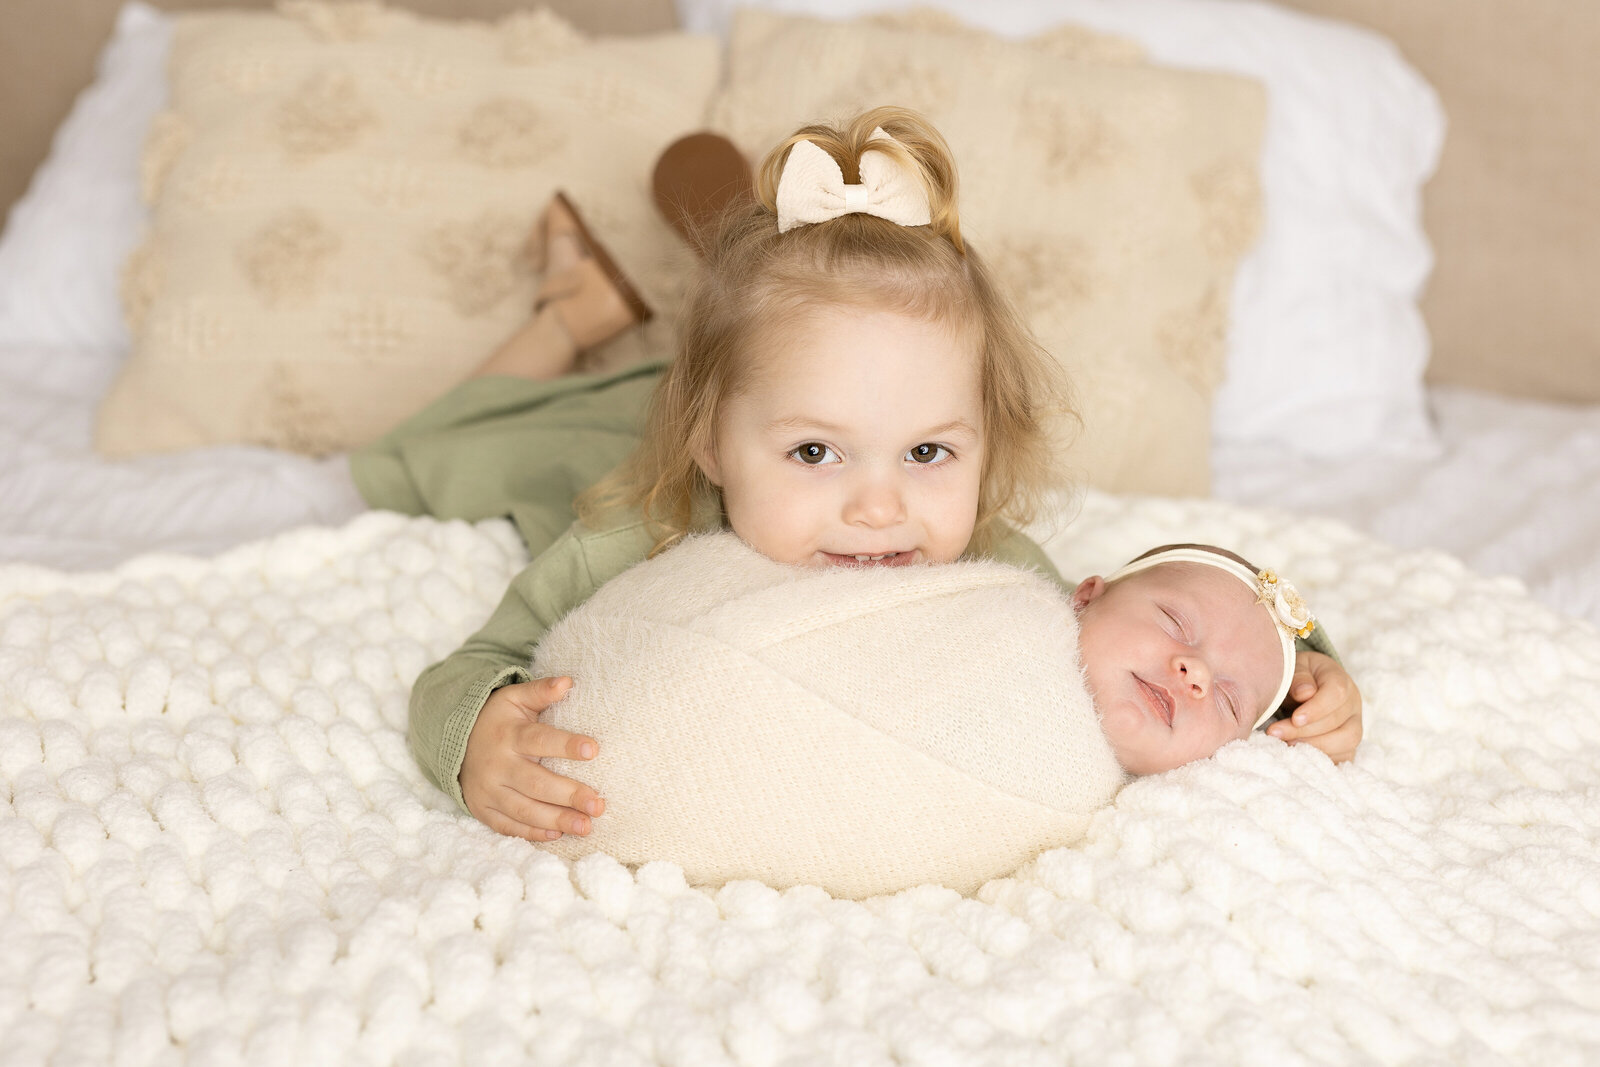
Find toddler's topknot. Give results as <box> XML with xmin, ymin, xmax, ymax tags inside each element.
<box><xmin>756</xmin><ymin>105</ymin><xmax>965</xmax><ymax>252</ymax></box>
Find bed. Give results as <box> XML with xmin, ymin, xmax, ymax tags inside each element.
<box><xmin>3</xmin><ymin>1</ymin><xmax>1599</xmax><ymax>1063</ymax></box>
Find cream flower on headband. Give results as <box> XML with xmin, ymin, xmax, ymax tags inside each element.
<box><xmin>1255</xmin><ymin>569</ymin><xmax>1316</xmax><ymax>639</ymax></box>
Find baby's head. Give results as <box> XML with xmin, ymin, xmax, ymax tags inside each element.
<box><xmin>590</xmin><ymin>105</ymin><xmax>1072</xmax><ymax>561</ymax></box>
<box><xmin>1074</xmin><ymin>544</ymin><xmax>1317</xmax><ymax>775</ymax></box>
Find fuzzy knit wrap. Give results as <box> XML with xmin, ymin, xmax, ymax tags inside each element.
<box><xmin>533</xmin><ymin>532</ymin><xmax>1126</xmax><ymax>899</ymax></box>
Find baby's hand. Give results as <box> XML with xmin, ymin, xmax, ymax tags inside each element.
<box><xmin>459</xmin><ymin>676</ymin><xmax>605</xmax><ymax>841</ymax></box>
<box><xmin>1266</xmin><ymin>652</ymin><xmax>1363</xmax><ymax>763</ymax></box>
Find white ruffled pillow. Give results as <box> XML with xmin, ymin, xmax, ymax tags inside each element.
<box><xmin>680</xmin><ymin>0</ymin><xmax>1446</xmax><ymax>458</ymax></box>
<box><xmin>534</xmin><ymin>532</ymin><xmax>1126</xmax><ymax>899</ymax></box>
<box><xmin>0</xmin><ymin>1</ymin><xmax>169</xmax><ymax>352</ymax></box>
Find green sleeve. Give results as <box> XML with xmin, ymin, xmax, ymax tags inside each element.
<box><xmin>985</xmin><ymin>524</ymin><xmax>1068</xmax><ymax>589</ymax></box>
<box><xmin>409</xmin><ymin>518</ymin><xmax>656</xmax><ymax>812</ymax></box>
<box><xmin>1296</xmin><ymin>623</ymin><xmax>1342</xmax><ymax>665</ymax></box>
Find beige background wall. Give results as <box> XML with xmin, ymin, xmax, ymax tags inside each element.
<box><xmin>1277</xmin><ymin>0</ymin><xmax>1600</xmax><ymax>400</ymax></box>
<box><xmin>2</xmin><ymin>0</ymin><xmax>1597</xmax><ymax>402</ymax></box>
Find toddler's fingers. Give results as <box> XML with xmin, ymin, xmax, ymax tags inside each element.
<box><xmin>507</xmin><ymin>757</ymin><xmax>606</xmax><ymax>822</ymax></box>
<box><xmin>497</xmin><ymin>783</ymin><xmax>597</xmax><ymax>837</ymax></box>
<box><xmin>1269</xmin><ymin>707</ymin><xmax>1340</xmax><ymax>742</ymax></box>
<box><xmin>1266</xmin><ymin>692</ymin><xmax>1350</xmax><ymax>741</ymax></box>
<box><xmin>505</xmin><ymin>675</ymin><xmax>575</xmax><ymax>715</ymax></box>
<box><xmin>1288</xmin><ymin>666</ymin><xmax>1319</xmax><ymax>706</ymax></box>
<box><xmin>1305</xmin><ymin>719</ymin><xmax>1362</xmax><ymax>763</ymax></box>
<box><xmin>479</xmin><ymin>805</ymin><xmax>564</xmax><ymax>843</ymax></box>
<box><xmin>515</xmin><ymin>719</ymin><xmax>599</xmax><ymax>761</ymax></box>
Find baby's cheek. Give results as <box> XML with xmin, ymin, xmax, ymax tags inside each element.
<box><xmin>1098</xmin><ymin>705</ymin><xmax>1159</xmax><ymax>775</ymax></box>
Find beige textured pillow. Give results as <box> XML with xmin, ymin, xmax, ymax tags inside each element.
<box><xmin>709</xmin><ymin>9</ymin><xmax>1266</xmax><ymax>496</ymax></box>
<box><xmin>99</xmin><ymin>1</ymin><xmax>718</xmax><ymax>456</ymax></box>
<box><xmin>536</xmin><ymin>532</ymin><xmax>1126</xmax><ymax>899</ymax></box>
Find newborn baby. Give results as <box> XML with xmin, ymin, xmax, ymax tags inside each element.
<box><xmin>533</xmin><ymin>533</ymin><xmax>1321</xmax><ymax>897</ymax></box>
<box><xmin>1074</xmin><ymin>542</ymin><xmax>1321</xmax><ymax>775</ymax></box>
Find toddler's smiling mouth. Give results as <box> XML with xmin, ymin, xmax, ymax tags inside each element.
<box><xmin>821</xmin><ymin>550</ymin><xmax>916</xmax><ymax>567</ymax></box>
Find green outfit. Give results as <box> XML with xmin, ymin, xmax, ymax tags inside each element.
<box><xmin>352</xmin><ymin>362</ymin><xmax>1332</xmax><ymax>811</ymax></box>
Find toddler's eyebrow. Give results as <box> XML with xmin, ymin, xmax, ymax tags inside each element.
<box><xmin>766</xmin><ymin>415</ymin><xmax>979</xmax><ymax>440</ymax></box>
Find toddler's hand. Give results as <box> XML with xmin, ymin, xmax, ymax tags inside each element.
<box><xmin>1266</xmin><ymin>652</ymin><xmax>1363</xmax><ymax>763</ymax></box>
<box><xmin>459</xmin><ymin>676</ymin><xmax>605</xmax><ymax>842</ymax></box>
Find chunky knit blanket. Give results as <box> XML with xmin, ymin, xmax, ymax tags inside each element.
<box><xmin>534</xmin><ymin>531</ymin><xmax>1124</xmax><ymax>899</ymax></box>
<box><xmin>4</xmin><ymin>491</ymin><xmax>1600</xmax><ymax>1064</ymax></box>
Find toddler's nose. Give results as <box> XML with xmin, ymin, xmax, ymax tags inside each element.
<box><xmin>844</xmin><ymin>476</ymin><xmax>907</xmax><ymax>528</ymax></box>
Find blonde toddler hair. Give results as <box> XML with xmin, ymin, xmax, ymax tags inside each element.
<box><xmin>577</xmin><ymin>105</ymin><xmax>1076</xmax><ymax>556</ymax></box>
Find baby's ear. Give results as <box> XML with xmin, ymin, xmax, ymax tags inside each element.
<box><xmin>1072</xmin><ymin>576</ymin><xmax>1105</xmax><ymax>610</ymax></box>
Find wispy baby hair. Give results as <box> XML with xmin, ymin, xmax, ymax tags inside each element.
<box><xmin>576</xmin><ymin>104</ymin><xmax>1077</xmax><ymax>556</ymax></box>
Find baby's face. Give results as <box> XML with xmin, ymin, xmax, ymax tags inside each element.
<box><xmin>1074</xmin><ymin>562</ymin><xmax>1285</xmax><ymax>775</ymax></box>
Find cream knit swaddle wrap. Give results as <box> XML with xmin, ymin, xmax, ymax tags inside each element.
<box><xmin>535</xmin><ymin>532</ymin><xmax>1126</xmax><ymax>898</ymax></box>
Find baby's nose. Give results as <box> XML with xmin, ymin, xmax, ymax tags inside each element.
<box><xmin>1176</xmin><ymin>656</ymin><xmax>1211</xmax><ymax>697</ymax></box>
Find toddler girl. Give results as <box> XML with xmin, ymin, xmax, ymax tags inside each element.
<box><xmin>352</xmin><ymin>106</ymin><xmax>1359</xmax><ymax>844</ymax></box>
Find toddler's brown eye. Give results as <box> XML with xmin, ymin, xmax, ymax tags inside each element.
<box><xmin>908</xmin><ymin>443</ymin><xmax>949</xmax><ymax>464</ymax></box>
<box><xmin>793</xmin><ymin>442</ymin><xmax>833</xmax><ymax>465</ymax></box>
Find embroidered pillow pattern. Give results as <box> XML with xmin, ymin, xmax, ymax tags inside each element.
<box><xmin>100</xmin><ymin>2</ymin><xmax>717</xmax><ymax>456</ymax></box>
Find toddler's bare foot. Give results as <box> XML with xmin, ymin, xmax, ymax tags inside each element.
<box><xmin>472</xmin><ymin>193</ymin><xmax>652</xmax><ymax>380</ymax></box>
<box><xmin>533</xmin><ymin>193</ymin><xmax>652</xmax><ymax>351</ymax></box>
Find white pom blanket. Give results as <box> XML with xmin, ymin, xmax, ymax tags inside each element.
<box><xmin>4</xmin><ymin>492</ymin><xmax>1600</xmax><ymax>1064</ymax></box>
<box><xmin>533</xmin><ymin>531</ymin><xmax>1124</xmax><ymax>899</ymax></box>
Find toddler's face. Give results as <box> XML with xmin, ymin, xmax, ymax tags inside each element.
<box><xmin>697</xmin><ymin>304</ymin><xmax>985</xmax><ymax>568</ymax></box>
<box><xmin>1074</xmin><ymin>562</ymin><xmax>1285</xmax><ymax>774</ymax></box>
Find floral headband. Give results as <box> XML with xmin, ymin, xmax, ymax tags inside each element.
<box><xmin>775</xmin><ymin>127</ymin><xmax>932</xmax><ymax>234</ymax></box>
<box><xmin>1110</xmin><ymin>545</ymin><xmax>1317</xmax><ymax>730</ymax></box>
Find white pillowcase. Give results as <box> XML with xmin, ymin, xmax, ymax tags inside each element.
<box><xmin>678</xmin><ymin>0</ymin><xmax>1447</xmax><ymax>457</ymax></box>
<box><xmin>0</xmin><ymin>1</ymin><xmax>170</xmax><ymax>352</ymax></box>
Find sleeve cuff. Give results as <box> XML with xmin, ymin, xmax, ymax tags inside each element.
<box><xmin>438</xmin><ymin>663</ymin><xmax>531</xmax><ymax>813</ymax></box>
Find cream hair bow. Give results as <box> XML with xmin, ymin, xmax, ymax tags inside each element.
<box><xmin>776</xmin><ymin>127</ymin><xmax>933</xmax><ymax>234</ymax></box>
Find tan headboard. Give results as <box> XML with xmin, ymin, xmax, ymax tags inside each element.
<box><xmin>3</xmin><ymin>0</ymin><xmax>1597</xmax><ymax>403</ymax></box>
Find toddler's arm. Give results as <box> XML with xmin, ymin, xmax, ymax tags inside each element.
<box><xmin>1266</xmin><ymin>651</ymin><xmax>1362</xmax><ymax>762</ymax></box>
<box><xmin>409</xmin><ymin>520</ymin><xmax>654</xmax><ymax>836</ymax></box>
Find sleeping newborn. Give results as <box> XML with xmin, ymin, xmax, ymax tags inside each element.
<box><xmin>534</xmin><ymin>532</ymin><xmax>1315</xmax><ymax>897</ymax></box>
